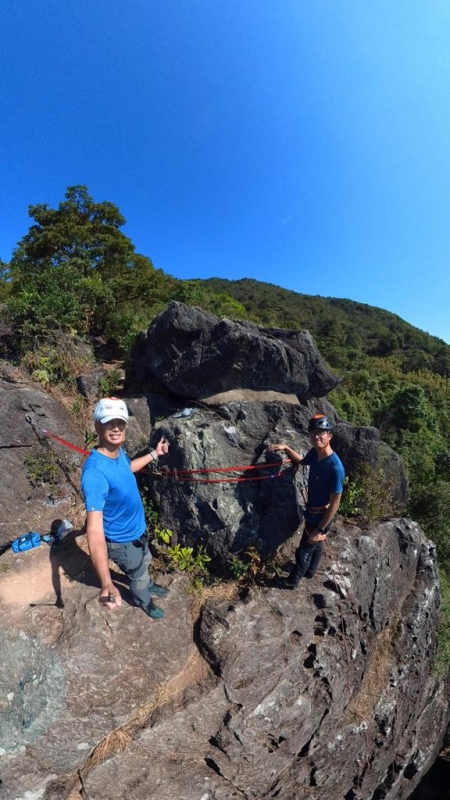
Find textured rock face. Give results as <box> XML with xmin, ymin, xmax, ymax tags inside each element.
<box><xmin>333</xmin><ymin>422</ymin><xmax>410</xmax><ymax>508</ymax></box>
<box><xmin>189</xmin><ymin>520</ymin><xmax>448</xmax><ymax>800</ymax></box>
<box><xmin>0</xmin><ymin>364</ymin><xmax>84</xmax><ymax>550</ymax></box>
<box><xmin>1</xmin><ymin>519</ymin><xmax>441</xmax><ymax>800</ymax></box>
<box><xmin>81</xmin><ymin>521</ymin><xmax>448</xmax><ymax>799</ymax></box>
<box><xmin>147</xmin><ymin>400</ymin><xmax>408</xmax><ymax>560</ymax></box>
<box><xmin>139</xmin><ymin>301</ymin><xmax>341</xmax><ymax>399</ymax></box>
<box><xmin>0</xmin><ymin>311</ymin><xmax>445</xmax><ymax>800</ymax></box>
<box><xmin>0</xmin><ymin>541</ymin><xmax>196</xmax><ymax>799</ymax></box>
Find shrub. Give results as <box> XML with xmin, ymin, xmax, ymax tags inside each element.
<box><xmin>24</xmin><ymin>451</ymin><xmax>60</xmax><ymax>487</ymax></box>
<box><xmin>340</xmin><ymin>464</ymin><xmax>396</xmax><ymax>525</ymax></box>
<box><xmin>433</xmin><ymin>570</ymin><xmax>450</xmax><ymax>677</ymax></box>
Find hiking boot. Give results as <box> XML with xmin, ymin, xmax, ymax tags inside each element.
<box><xmin>144</xmin><ymin>601</ymin><xmax>165</xmax><ymax>619</ymax></box>
<box><xmin>273</xmin><ymin>572</ymin><xmax>300</xmax><ymax>590</ymax></box>
<box><xmin>149</xmin><ymin>583</ymin><xmax>170</xmax><ymax>597</ymax></box>
<box><xmin>284</xmin><ymin>566</ymin><xmax>302</xmax><ymax>589</ymax></box>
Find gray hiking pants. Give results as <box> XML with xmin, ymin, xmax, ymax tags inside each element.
<box><xmin>106</xmin><ymin>534</ymin><xmax>153</xmax><ymax>608</ymax></box>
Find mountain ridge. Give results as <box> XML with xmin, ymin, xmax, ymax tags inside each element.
<box><xmin>199</xmin><ymin>276</ymin><xmax>450</xmax><ymax>372</ymax></box>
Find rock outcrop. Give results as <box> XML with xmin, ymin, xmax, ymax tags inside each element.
<box><xmin>137</xmin><ymin>301</ymin><xmax>341</xmax><ymax>399</ymax></box>
<box><xmin>0</xmin><ymin>305</ymin><xmax>447</xmax><ymax>800</ymax></box>
<box><xmin>332</xmin><ymin>422</ymin><xmax>410</xmax><ymax>509</ymax></box>
<box><xmin>1</xmin><ymin>518</ymin><xmax>446</xmax><ymax>799</ymax></box>
<box><xmin>146</xmin><ymin>400</ymin><xmax>408</xmax><ymax>560</ymax></box>
<box><xmin>0</xmin><ymin>363</ymin><xmax>84</xmax><ymax>550</ymax></box>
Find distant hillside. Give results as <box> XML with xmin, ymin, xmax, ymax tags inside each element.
<box><xmin>4</xmin><ymin>185</ymin><xmax>450</xmax><ymax>576</ymax></box>
<box><xmin>200</xmin><ymin>277</ymin><xmax>450</xmax><ymax>377</ymax></box>
<box><xmin>198</xmin><ymin>278</ymin><xmax>450</xmax><ymax>574</ymax></box>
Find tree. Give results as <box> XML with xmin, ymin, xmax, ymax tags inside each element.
<box><xmin>0</xmin><ymin>260</ymin><xmax>10</xmax><ymax>302</ymax></box>
<box><xmin>7</xmin><ymin>186</ymin><xmax>167</xmax><ymax>350</ymax></box>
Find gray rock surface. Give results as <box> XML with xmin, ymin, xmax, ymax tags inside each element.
<box><xmin>0</xmin><ymin>364</ymin><xmax>84</xmax><ymax>550</ymax></box>
<box><xmin>189</xmin><ymin>519</ymin><xmax>447</xmax><ymax>800</ymax></box>
<box><xmin>76</xmin><ymin>367</ymin><xmax>109</xmax><ymax>401</ymax></box>
<box><xmin>139</xmin><ymin>302</ymin><xmax>341</xmax><ymax>399</ymax></box>
<box><xmin>0</xmin><ymin>537</ymin><xmax>194</xmax><ymax>799</ymax></box>
<box><xmin>146</xmin><ymin>399</ymin><xmax>408</xmax><ymax>561</ymax></box>
<box><xmin>333</xmin><ymin>421</ymin><xmax>410</xmax><ymax>508</ymax></box>
<box><xmin>1</xmin><ymin>518</ymin><xmax>440</xmax><ymax>800</ymax></box>
<box><xmin>0</xmin><ymin>310</ymin><xmax>445</xmax><ymax>800</ymax></box>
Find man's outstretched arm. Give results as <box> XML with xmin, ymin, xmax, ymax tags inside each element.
<box><xmin>86</xmin><ymin>510</ymin><xmax>122</xmax><ymax>609</ymax></box>
<box><xmin>269</xmin><ymin>443</ymin><xmax>304</xmax><ymax>465</ymax></box>
<box><xmin>130</xmin><ymin>437</ymin><xmax>169</xmax><ymax>473</ymax></box>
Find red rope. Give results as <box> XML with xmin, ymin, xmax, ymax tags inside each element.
<box><xmin>172</xmin><ymin>471</ymin><xmax>291</xmax><ymax>484</ymax></box>
<box><xmin>161</xmin><ymin>460</ymin><xmax>286</xmax><ymax>475</ymax></box>
<box><xmin>43</xmin><ymin>430</ymin><xmax>292</xmax><ymax>483</ymax></box>
<box><xmin>43</xmin><ymin>430</ymin><xmax>90</xmax><ymax>456</ymax></box>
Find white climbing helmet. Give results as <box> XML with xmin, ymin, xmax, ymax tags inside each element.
<box><xmin>93</xmin><ymin>397</ymin><xmax>129</xmax><ymax>424</ymax></box>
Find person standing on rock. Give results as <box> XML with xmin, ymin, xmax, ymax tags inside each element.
<box><xmin>270</xmin><ymin>414</ymin><xmax>345</xmax><ymax>588</ymax></box>
<box><xmin>81</xmin><ymin>397</ymin><xmax>170</xmax><ymax>619</ymax></box>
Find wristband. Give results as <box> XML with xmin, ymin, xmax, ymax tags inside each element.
<box><xmin>317</xmin><ymin>527</ymin><xmax>327</xmax><ymax>534</ymax></box>
<box><xmin>150</xmin><ymin>450</ymin><xmax>159</xmax><ymax>462</ymax></box>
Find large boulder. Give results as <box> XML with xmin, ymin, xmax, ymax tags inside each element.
<box><xmin>189</xmin><ymin>519</ymin><xmax>448</xmax><ymax>800</ymax></box>
<box><xmin>333</xmin><ymin>421</ymin><xmax>410</xmax><ymax>509</ymax></box>
<box><xmin>0</xmin><ymin>310</ymin><xmax>445</xmax><ymax>800</ymax></box>
<box><xmin>144</xmin><ymin>398</ymin><xmax>408</xmax><ymax>561</ymax></box>
<box><xmin>136</xmin><ymin>302</ymin><xmax>341</xmax><ymax>400</ymax></box>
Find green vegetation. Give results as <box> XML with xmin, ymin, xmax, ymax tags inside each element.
<box><xmin>5</xmin><ymin>185</ymin><xmax>175</xmax><ymax>356</ymax></box>
<box><xmin>339</xmin><ymin>465</ymin><xmax>397</xmax><ymax>525</ymax></box>
<box><xmin>154</xmin><ymin>526</ymin><xmax>172</xmax><ymax>546</ymax></box>
<box><xmin>167</xmin><ymin>542</ymin><xmax>211</xmax><ymax>574</ymax></box>
<box><xmin>21</xmin><ymin>331</ymin><xmax>96</xmax><ymax>388</ymax></box>
<box><xmin>433</xmin><ymin>570</ymin><xmax>450</xmax><ymax>676</ymax></box>
<box><xmin>139</xmin><ymin>486</ymin><xmax>160</xmax><ymax>531</ymax></box>
<box><xmin>24</xmin><ymin>451</ymin><xmax>60</xmax><ymax>487</ymax></box>
<box><xmin>3</xmin><ymin>187</ymin><xmax>450</xmax><ymax>664</ymax></box>
<box><xmin>152</xmin><ymin>527</ymin><xmax>211</xmax><ymax>586</ymax></box>
<box><xmin>228</xmin><ymin>547</ymin><xmax>285</xmax><ymax>585</ymax></box>
<box><xmin>97</xmin><ymin>369</ymin><xmax>123</xmax><ymax>398</ymax></box>
<box><xmin>2</xmin><ymin>186</ymin><xmax>247</xmax><ymax>359</ymax></box>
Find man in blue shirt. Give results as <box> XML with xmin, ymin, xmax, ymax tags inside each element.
<box><xmin>81</xmin><ymin>397</ymin><xmax>170</xmax><ymax>619</ymax></box>
<box><xmin>270</xmin><ymin>414</ymin><xmax>345</xmax><ymax>588</ymax></box>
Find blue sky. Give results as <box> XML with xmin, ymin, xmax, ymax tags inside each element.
<box><xmin>2</xmin><ymin>1</ymin><xmax>450</xmax><ymax>342</ymax></box>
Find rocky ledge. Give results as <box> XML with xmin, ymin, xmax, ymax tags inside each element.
<box><xmin>0</xmin><ymin>517</ymin><xmax>447</xmax><ymax>800</ymax></box>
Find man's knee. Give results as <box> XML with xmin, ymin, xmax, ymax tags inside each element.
<box><xmin>295</xmin><ymin>548</ymin><xmax>313</xmax><ymax>569</ymax></box>
<box><xmin>128</xmin><ymin>555</ymin><xmax>150</xmax><ymax>583</ymax></box>
<box><xmin>134</xmin><ymin>570</ymin><xmax>151</xmax><ymax>591</ymax></box>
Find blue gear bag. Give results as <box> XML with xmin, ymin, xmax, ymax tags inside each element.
<box><xmin>12</xmin><ymin>532</ymin><xmax>42</xmax><ymax>553</ymax></box>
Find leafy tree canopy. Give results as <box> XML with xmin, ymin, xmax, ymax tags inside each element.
<box><xmin>7</xmin><ymin>186</ymin><xmax>171</xmax><ymax>350</ymax></box>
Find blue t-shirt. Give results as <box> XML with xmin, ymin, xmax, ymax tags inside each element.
<box><xmin>81</xmin><ymin>448</ymin><xmax>146</xmax><ymax>543</ymax></box>
<box><xmin>301</xmin><ymin>448</ymin><xmax>345</xmax><ymax>521</ymax></box>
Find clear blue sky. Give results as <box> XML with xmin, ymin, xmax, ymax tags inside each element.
<box><xmin>2</xmin><ymin>1</ymin><xmax>450</xmax><ymax>342</ymax></box>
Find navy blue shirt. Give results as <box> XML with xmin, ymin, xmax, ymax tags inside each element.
<box><xmin>301</xmin><ymin>448</ymin><xmax>345</xmax><ymax>522</ymax></box>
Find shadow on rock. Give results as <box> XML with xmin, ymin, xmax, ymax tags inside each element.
<box><xmin>28</xmin><ymin>525</ymin><xmax>129</xmax><ymax>610</ymax></box>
